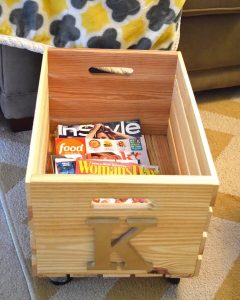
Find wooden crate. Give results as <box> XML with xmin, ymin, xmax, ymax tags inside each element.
<box><xmin>25</xmin><ymin>49</ymin><xmax>219</xmax><ymax>278</ymax></box>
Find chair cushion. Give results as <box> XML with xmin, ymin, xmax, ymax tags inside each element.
<box><xmin>178</xmin><ymin>14</ymin><xmax>240</xmax><ymax>71</ymax></box>
<box><xmin>183</xmin><ymin>0</ymin><xmax>240</xmax><ymax>16</ymax></box>
<box><xmin>188</xmin><ymin>66</ymin><xmax>240</xmax><ymax>91</ymax></box>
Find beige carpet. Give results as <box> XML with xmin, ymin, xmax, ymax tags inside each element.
<box><xmin>197</xmin><ymin>87</ymin><xmax>240</xmax><ymax>300</ymax></box>
<box><xmin>0</xmin><ymin>87</ymin><xmax>239</xmax><ymax>300</ymax></box>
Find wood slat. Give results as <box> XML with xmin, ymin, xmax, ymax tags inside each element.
<box><xmin>210</xmin><ymin>186</ymin><xmax>219</xmax><ymax>206</ymax></box>
<box><xmin>135</xmin><ymin>273</ymin><xmax>163</xmax><ymax>277</ymax></box>
<box><xmin>198</xmin><ymin>232</ymin><xmax>207</xmax><ymax>255</ymax></box>
<box><xmin>25</xmin><ymin>50</ymin><xmax>49</xmax><ymax>273</ymax></box>
<box><xmin>203</xmin><ymin>206</ymin><xmax>213</xmax><ymax>232</ymax></box>
<box><xmin>176</xmin><ymin>52</ymin><xmax>219</xmax><ymax>182</ymax></box>
<box><xmin>31</xmin><ymin>173</ymin><xmax>218</xmax><ymax>186</ymax></box>
<box><xmin>167</xmin><ymin>122</ymin><xmax>181</xmax><ymax>175</ymax></box>
<box><xmin>194</xmin><ymin>255</ymin><xmax>202</xmax><ymax>276</ymax></box>
<box><xmin>145</xmin><ymin>135</ymin><xmax>175</xmax><ymax>175</ymax></box>
<box><xmin>48</xmin><ymin>48</ymin><xmax>177</xmax><ymax>135</ymax></box>
<box><xmin>25</xmin><ymin>50</ymin><xmax>49</xmax><ymax>181</ymax></box>
<box><xmin>102</xmin><ymin>274</ymin><xmax>131</xmax><ymax>278</ymax></box>
<box><xmin>172</xmin><ymin>80</ymin><xmax>201</xmax><ymax>175</ymax></box>
<box><xmin>32</xmin><ymin>262</ymin><xmax>37</xmax><ymax>276</ymax></box>
<box><xmin>169</xmin><ymin>103</ymin><xmax>190</xmax><ymax>175</ymax></box>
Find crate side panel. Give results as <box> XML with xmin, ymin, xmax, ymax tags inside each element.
<box><xmin>26</xmin><ymin>50</ymin><xmax>49</xmax><ymax>181</ymax></box>
<box><xmin>171</xmin><ymin>80</ymin><xmax>201</xmax><ymax>175</ymax></box>
<box><xmin>167</xmin><ymin>122</ymin><xmax>181</xmax><ymax>175</ymax></box>
<box><xmin>30</xmin><ymin>180</ymin><xmax>215</xmax><ymax>276</ymax></box>
<box><xmin>169</xmin><ymin>104</ymin><xmax>190</xmax><ymax>175</ymax></box>
<box><xmin>48</xmin><ymin>49</ymin><xmax>177</xmax><ymax>135</ymax></box>
<box><xmin>25</xmin><ymin>50</ymin><xmax>49</xmax><ymax>272</ymax></box>
<box><xmin>176</xmin><ymin>52</ymin><xmax>218</xmax><ymax>180</ymax></box>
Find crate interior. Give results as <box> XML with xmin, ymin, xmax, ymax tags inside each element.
<box><xmin>44</xmin><ymin>49</ymin><xmax>211</xmax><ymax>177</ymax></box>
<box><xmin>46</xmin><ymin>133</ymin><xmax>175</xmax><ymax>175</ymax></box>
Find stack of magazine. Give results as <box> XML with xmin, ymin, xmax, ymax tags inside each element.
<box><xmin>51</xmin><ymin>120</ymin><xmax>160</xmax><ymax>208</ymax></box>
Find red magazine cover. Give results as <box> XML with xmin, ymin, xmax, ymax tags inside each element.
<box><xmin>76</xmin><ymin>159</ymin><xmax>160</xmax><ymax>175</ymax></box>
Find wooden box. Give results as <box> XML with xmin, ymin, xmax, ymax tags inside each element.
<box><xmin>26</xmin><ymin>49</ymin><xmax>219</xmax><ymax>278</ymax></box>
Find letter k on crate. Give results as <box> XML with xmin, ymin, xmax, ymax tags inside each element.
<box><xmin>87</xmin><ymin>217</ymin><xmax>157</xmax><ymax>271</ymax></box>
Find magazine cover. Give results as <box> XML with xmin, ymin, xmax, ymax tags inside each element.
<box><xmin>55</xmin><ymin>158</ymin><xmax>76</xmax><ymax>174</ymax></box>
<box><xmin>55</xmin><ymin>137</ymin><xmax>150</xmax><ymax>165</ymax></box>
<box><xmin>85</xmin><ymin>137</ymin><xmax>149</xmax><ymax>165</ymax></box>
<box><xmin>76</xmin><ymin>159</ymin><xmax>160</xmax><ymax>175</ymax></box>
<box><xmin>57</xmin><ymin>119</ymin><xmax>142</xmax><ymax>138</ymax></box>
<box><xmin>50</xmin><ymin>155</ymin><xmax>67</xmax><ymax>173</ymax></box>
<box><xmin>55</xmin><ymin>138</ymin><xmax>86</xmax><ymax>157</ymax></box>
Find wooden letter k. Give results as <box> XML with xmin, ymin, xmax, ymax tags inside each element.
<box><xmin>87</xmin><ymin>217</ymin><xmax>157</xmax><ymax>271</ymax></box>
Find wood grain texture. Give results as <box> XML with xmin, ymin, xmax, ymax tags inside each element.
<box><xmin>176</xmin><ymin>52</ymin><xmax>218</xmax><ymax>182</ymax></box>
<box><xmin>29</xmin><ymin>175</ymin><xmax>216</xmax><ymax>276</ymax></box>
<box><xmin>46</xmin><ymin>134</ymin><xmax>55</xmax><ymax>173</ymax></box>
<box><xmin>171</xmin><ymin>81</ymin><xmax>201</xmax><ymax>175</ymax></box>
<box><xmin>145</xmin><ymin>135</ymin><xmax>175</xmax><ymax>175</ymax></box>
<box><xmin>31</xmin><ymin>173</ymin><xmax>218</xmax><ymax>185</ymax></box>
<box><xmin>194</xmin><ymin>255</ymin><xmax>202</xmax><ymax>276</ymax></box>
<box><xmin>48</xmin><ymin>48</ymin><xmax>177</xmax><ymax>134</ymax></box>
<box><xmin>198</xmin><ymin>231</ymin><xmax>207</xmax><ymax>255</ymax></box>
<box><xmin>210</xmin><ymin>184</ymin><xmax>219</xmax><ymax>206</ymax></box>
<box><xmin>25</xmin><ymin>50</ymin><xmax>49</xmax><ymax>182</ymax></box>
<box><xmin>25</xmin><ymin>49</ymin><xmax>219</xmax><ymax>278</ymax></box>
<box><xmin>167</xmin><ymin>122</ymin><xmax>181</xmax><ymax>175</ymax></box>
<box><xmin>25</xmin><ymin>50</ymin><xmax>49</xmax><ymax>273</ymax></box>
<box><xmin>169</xmin><ymin>103</ymin><xmax>191</xmax><ymax>175</ymax></box>
<box><xmin>203</xmin><ymin>206</ymin><xmax>213</xmax><ymax>232</ymax></box>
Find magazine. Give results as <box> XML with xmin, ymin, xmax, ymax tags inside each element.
<box><xmin>53</xmin><ymin>156</ymin><xmax>138</xmax><ymax>174</ymax></box>
<box><xmin>76</xmin><ymin>159</ymin><xmax>160</xmax><ymax>175</ymax></box>
<box><xmin>92</xmin><ymin>198</ymin><xmax>152</xmax><ymax>209</ymax></box>
<box><xmin>55</xmin><ymin>136</ymin><xmax>150</xmax><ymax>165</ymax></box>
<box><xmin>55</xmin><ymin>157</ymin><xmax>76</xmax><ymax>174</ymax></box>
<box><xmin>57</xmin><ymin>119</ymin><xmax>142</xmax><ymax>138</ymax></box>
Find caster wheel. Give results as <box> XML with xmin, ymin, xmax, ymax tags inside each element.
<box><xmin>49</xmin><ymin>274</ymin><xmax>72</xmax><ymax>285</ymax></box>
<box><xmin>166</xmin><ymin>277</ymin><xmax>180</xmax><ymax>285</ymax></box>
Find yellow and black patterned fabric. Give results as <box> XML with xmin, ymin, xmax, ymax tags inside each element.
<box><xmin>0</xmin><ymin>0</ymin><xmax>185</xmax><ymax>49</ymax></box>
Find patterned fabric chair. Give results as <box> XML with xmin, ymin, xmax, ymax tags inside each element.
<box><xmin>0</xmin><ymin>0</ymin><xmax>184</xmax><ymax>129</ymax></box>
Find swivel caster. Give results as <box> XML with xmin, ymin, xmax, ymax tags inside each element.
<box><xmin>49</xmin><ymin>274</ymin><xmax>72</xmax><ymax>285</ymax></box>
<box><xmin>166</xmin><ymin>277</ymin><xmax>180</xmax><ymax>285</ymax></box>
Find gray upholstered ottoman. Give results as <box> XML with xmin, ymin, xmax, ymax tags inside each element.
<box><xmin>0</xmin><ymin>45</ymin><xmax>42</xmax><ymax>130</ymax></box>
